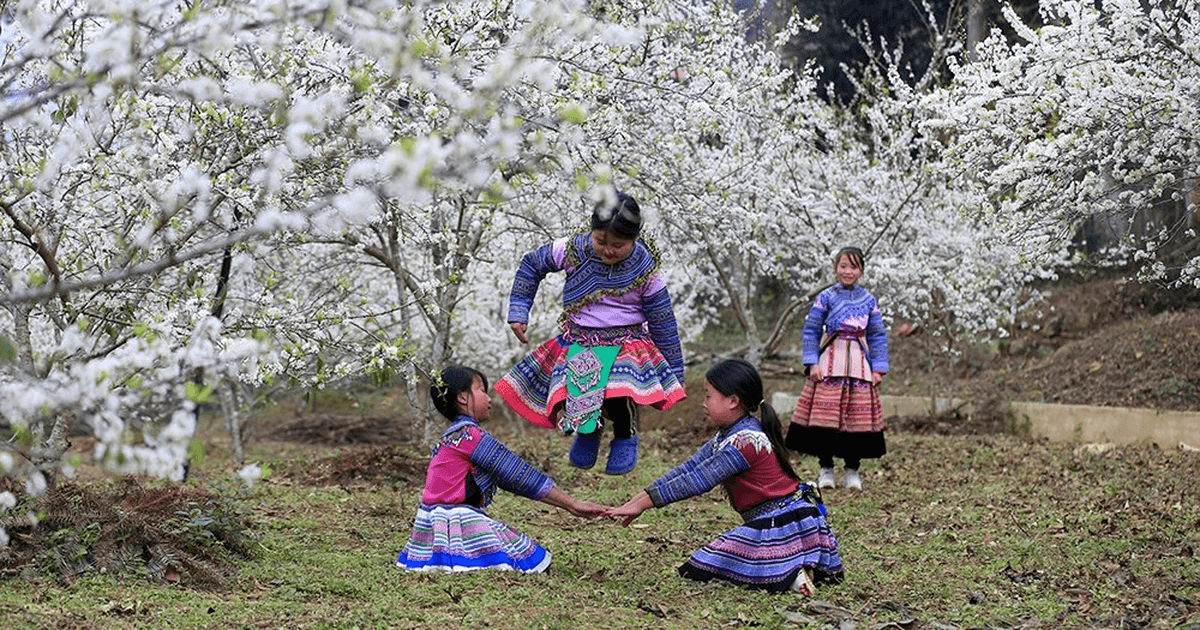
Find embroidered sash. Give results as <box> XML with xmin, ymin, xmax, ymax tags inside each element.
<box><xmin>560</xmin><ymin>344</ymin><xmax>620</xmax><ymax>434</ymax></box>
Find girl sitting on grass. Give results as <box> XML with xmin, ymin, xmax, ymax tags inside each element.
<box><xmin>397</xmin><ymin>365</ymin><xmax>606</xmax><ymax>573</ymax></box>
<box><xmin>607</xmin><ymin>359</ymin><xmax>844</xmax><ymax>595</ymax></box>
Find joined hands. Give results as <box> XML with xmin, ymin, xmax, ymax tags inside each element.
<box><xmin>603</xmin><ymin>491</ymin><xmax>653</xmax><ymax>526</ymax></box>
<box><xmin>566</xmin><ymin>500</ymin><xmax>609</xmax><ymax>518</ymax></box>
<box><xmin>562</xmin><ymin>496</ymin><xmax>651</xmax><ymax>526</ymax></box>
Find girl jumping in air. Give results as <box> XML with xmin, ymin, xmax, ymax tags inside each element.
<box><xmin>495</xmin><ymin>190</ymin><xmax>686</xmax><ymax>475</ymax></box>
<box><xmin>607</xmin><ymin>359</ymin><xmax>844</xmax><ymax>595</ymax></box>
<box><xmin>397</xmin><ymin>365</ymin><xmax>605</xmax><ymax>573</ymax></box>
<box><xmin>785</xmin><ymin>246</ymin><xmax>889</xmax><ymax>491</ymax></box>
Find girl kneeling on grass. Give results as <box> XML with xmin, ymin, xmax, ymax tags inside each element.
<box><xmin>607</xmin><ymin>359</ymin><xmax>844</xmax><ymax>595</ymax></box>
<box><xmin>397</xmin><ymin>365</ymin><xmax>606</xmax><ymax>573</ymax></box>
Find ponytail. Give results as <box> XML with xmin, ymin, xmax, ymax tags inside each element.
<box><xmin>430</xmin><ymin>365</ymin><xmax>487</xmax><ymax>421</ymax></box>
<box><xmin>759</xmin><ymin>402</ymin><xmax>800</xmax><ymax>481</ymax></box>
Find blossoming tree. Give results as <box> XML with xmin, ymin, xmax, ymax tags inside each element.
<box><xmin>923</xmin><ymin>0</ymin><xmax>1200</xmax><ymax>288</ymax></box>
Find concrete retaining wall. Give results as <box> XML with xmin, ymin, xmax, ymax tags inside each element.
<box><xmin>1008</xmin><ymin>401</ymin><xmax>1200</xmax><ymax>447</ymax></box>
<box><xmin>770</xmin><ymin>392</ymin><xmax>1200</xmax><ymax>448</ymax></box>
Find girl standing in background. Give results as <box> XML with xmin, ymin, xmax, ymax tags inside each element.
<box><xmin>786</xmin><ymin>246</ymin><xmax>888</xmax><ymax>491</ymax></box>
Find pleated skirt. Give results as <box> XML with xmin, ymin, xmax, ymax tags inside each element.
<box><xmin>678</xmin><ymin>494</ymin><xmax>844</xmax><ymax>592</ymax></box>
<box><xmin>396</xmin><ymin>505</ymin><xmax>551</xmax><ymax>573</ymax></box>
<box><xmin>786</xmin><ymin>377</ymin><xmax>887</xmax><ymax>459</ymax></box>
<box><xmin>496</xmin><ymin>333</ymin><xmax>685</xmax><ymax>429</ymax></box>
<box><xmin>787</xmin><ymin>336</ymin><xmax>887</xmax><ymax>459</ymax></box>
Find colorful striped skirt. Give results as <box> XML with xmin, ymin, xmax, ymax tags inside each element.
<box><xmin>496</xmin><ymin>323</ymin><xmax>686</xmax><ymax>429</ymax></box>
<box><xmin>790</xmin><ymin>375</ymin><xmax>884</xmax><ymax>433</ymax></box>
<box><xmin>786</xmin><ymin>375</ymin><xmax>887</xmax><ymax>459</ymax></box>
<box><xmin>678</xmin><ymin>493</ymin><xmax>844</xmax><ymax>592</ymax></box>
<box><xmin>396</xmin><ymin>504</ymin><xmax>551</xmax><ymax>573</ymax></box>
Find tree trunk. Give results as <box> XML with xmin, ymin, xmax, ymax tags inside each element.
<box><xmin>221</xmin><ymin>384</ymin><xmax>245</xmax><ymax>466</ymax></box>
<box><xmin>704</xmin><ymin>244</ymin><xmax>763</xmax><ymax>361</ymax></box>
<box><xmin>29</xmin><ymin>412</ymin><xmax>73</xmax><ymax>490</ymax></box>
<box><xmin>763</xmin><ymin>297</ymin><xmax>809</xmax><ymax>357</ymax></box>
<box><xmin>9</xmin><ymin>301</ymin><xmax>35</xmax><ymax>376</ymax></box>
<box><xmin>966</xmin><ymin>0</ymin><xmax>988</xmax><ymax>63</ymax></box>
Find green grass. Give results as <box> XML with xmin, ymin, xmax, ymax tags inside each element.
<box><xmin>2</xmin><ymin>421</ymin><xmax>1199</xmax><ymax>629</ymax></box>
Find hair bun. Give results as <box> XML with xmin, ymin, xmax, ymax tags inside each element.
<box><xmin>591</xmin><ymin>191</ymin><xmax>643</xmax><ymax>238</ymax></box>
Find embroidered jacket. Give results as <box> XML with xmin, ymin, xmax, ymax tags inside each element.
<box><xmin>420</xmin><ymin>416</ymin><xmax>554</xmax><ymax>508</ymax></box>
<box><xmin>801</xmin><ymin>283</ymin><xmax>889</xmax><ymax>373</ymax></box>
<box><xmin>507</xmin><ymin>233</ymin><xmax>684</xmax><ymax>380</ymax></box>
<box><xmin>645</xmin><ymin>416</ymin><xmax>799</xmax><ymax>514</ymax></box>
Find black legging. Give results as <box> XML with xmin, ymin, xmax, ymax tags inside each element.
<box><xmin>603</xmin><ymin>397</ymin><xmax>638</xmax><ymax>439</ymax></box>
<box><xmin>818</xmin><ymin>456</ymin><xmax>860</xmax><ymax>470</ymax></box>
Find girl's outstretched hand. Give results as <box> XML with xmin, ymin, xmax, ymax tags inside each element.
<box><xmin>509</xmin><ymin>322</ymin><xmax>529</xmax><ymax>344</ymax></box>
<box><xmin>542</xmin><ymin>487</ymin><xmax>605</xmax><ymax>518</ymax></box>
<box><xmin>606</xmin><ymin>491</ymin><xmax>653</xmax><ymax>527</ymax></box>
<box><xmin>567</xmin><ymin>499</ymin><xmax>609</xmax><ymax>519</ymax></box>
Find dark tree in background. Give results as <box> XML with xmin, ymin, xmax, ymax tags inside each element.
<box><xmin>781</xmin><ymin>0</ymin><xmax>1041</xmax><ymax>102</ymax></box>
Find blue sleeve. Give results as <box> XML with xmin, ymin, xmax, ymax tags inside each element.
<box><xmin>866</xmin><ymin>296</ymin><xmax>889</xmax><ymax>373</ymax></box>
<box><xmin>470</xmin><ymin>432</ymin><xmax>554</xmax><ymax>500</ymax></box>
<box><xmin>801</xmin><ymin>293</ymin><xmax>828</xmax><ymax>366</ymax></box>
<box><xmin>506</xmin><ymin>242</ymin><xmax>559</xmax><ymax>324</ymax></box>
<box><xmin>645</xmin><ymin>439</ymin><xmax>750</xmax><ymax>507</ymax></box>
<box><xmin>642</xmin><ymin>286</ymin><xmax>684</xmax><ymax>382</ymax></box>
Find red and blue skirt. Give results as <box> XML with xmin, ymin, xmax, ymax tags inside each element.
<box><xmin>496</xmin><ymin>322</ymin><xmax>686</xmax><ymax>429</ymax></box>
<box><xmin>396</xmin><ymin>504</ymin><xmax>551</xmax><ymax>573</ymax></box>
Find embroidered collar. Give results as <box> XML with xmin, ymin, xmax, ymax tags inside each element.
<box><xmin>443</xmin><ymin>415</ymin><xmax>479</xmax><ymax>436</ymax></box>
<box><xmin>714</xmin><ymin>416</ymin><xmax>770</xmax><ymax>452</ymax></box>
<box><xmin>715</xmin><ymin>415</ymin><xmax>759</xmax><ymax>440</ymax></box>
<box><xmin>561</xmin><ymin>232</ymin><xmax>661</xmax><ymax>318</ymax></box>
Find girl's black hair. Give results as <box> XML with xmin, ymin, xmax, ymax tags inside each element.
<box><xmin>832</xmin><ymin>246</ymin><xmax>864</xmax><ymax>270</ymax></box>
<box><xmin>590</xmin><ymin>191</ymin><xmax>643</xmax><ymax>238</ymax></box>
<box><xmin>430</xmin><ymin>365</ymin><xmax>488</xmax><ymax>421</ymax></box>
<box><xmin>705</xmin><ymin>358</ymin><xmax>800</xmax><ymax>481</ymax></box>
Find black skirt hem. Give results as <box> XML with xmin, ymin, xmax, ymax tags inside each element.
<box><xmin>785</xmin><ymin>425</ymin><xmax>887</xmax><ymax>459</ymax></box>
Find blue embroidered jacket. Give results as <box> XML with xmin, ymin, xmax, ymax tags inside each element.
<box><xmin>801</xmin><ymin>283</ymin><xmax>889</xmax><ymax>373</ymax></box>
<box><xmin>507</xmin><ymin>233</ymin><xmax>684</xmax><ymax>381</ymax></box>
<box><xmin>646</xmin><ymin>416</ymin><xmax>799</xmax><ymax>513</ymax></box>
<box><xmin>421</xmin><ymin>416</ymin><xmax>554</xmax><ymax>509</ymax></box>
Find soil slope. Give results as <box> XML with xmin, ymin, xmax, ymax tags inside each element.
<box><xmin>882</xmin><ymin>277</ymin><xmax>1200</xmax><ymax>421</ymax></box>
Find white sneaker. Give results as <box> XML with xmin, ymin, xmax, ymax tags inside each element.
<box><xmin>789</xmin><ymin>567</ymin><xmax>816</xmax><ymax>596</ymax></box>
<box><xmin>817</xmin><ymin>468</ymin><xmax>836</xmax><ymax>489</ymax></box>
<box><xmin>843</xmin><ymin>468</ymin><xmax>862</xmax><ymax>490</ymax></box>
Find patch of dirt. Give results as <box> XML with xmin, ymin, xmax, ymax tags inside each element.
<box><xmin>258</xmin><ymin>412</ymin><xmax>410</xmax><ymax>445</ymax></box>
<box><xmin>883</xmin><ymin>276</ymin><xmax>1200</xmax><ymax>419</ymax></box>
<box><xmin>291</xmin><ymin>445</ymin><xmax>428</xmax><ymax>488</ymax></box>
<box><xmin>0</xmin><ymin>478</ymin><xmax>254</xmax><ymax>590</ymax></box>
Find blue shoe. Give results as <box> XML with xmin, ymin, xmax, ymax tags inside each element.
<box><xmin>605</xmin><ymin>436</ymin><xmax>639</xmax><ymax>475</ymax></box>
<box><xmin>569</xmin><ymin>430</ymin><xmax>602</xmax><ymax>469</ymax></box>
